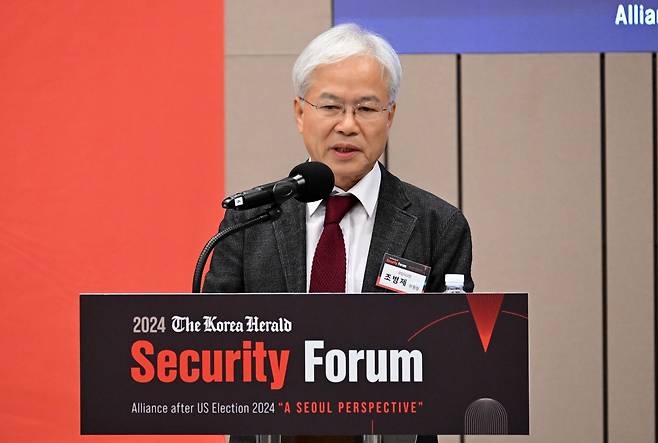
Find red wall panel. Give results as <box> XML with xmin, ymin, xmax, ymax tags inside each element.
<box><xmin>0</xmin><ymin>1</ymin><xmax>224</xmax><ymax>441</ymax></box>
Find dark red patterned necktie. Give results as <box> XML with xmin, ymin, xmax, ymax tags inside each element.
<box><xmin>309</xmin><ymin>195</ymin><xmax>358</xmax><ymax>293</ymax></box>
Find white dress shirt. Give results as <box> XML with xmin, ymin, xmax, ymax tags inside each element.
<box><xmin>305</xmin><ymin>164</ymin><xmax>381</xmax><ymax>293</ymax></box>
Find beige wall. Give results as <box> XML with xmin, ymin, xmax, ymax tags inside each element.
<box><xmin>605</xmin><ymin>53</ymin><xmax>655</xmax><ymax>443</ymax></box>
<box><xmin>224</xmin><ymin>1</ymin><xmax>656</xmax><ymax>442</ymax></box>
<box><xmin>224</xmin><ymin>0</ymin><xmax>332</xmax><ymax>194</ymax></box>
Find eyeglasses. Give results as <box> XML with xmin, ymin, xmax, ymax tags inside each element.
<box><xmin>298</xmin><ymin>96</ymin><xmax>393</xmax><ymax>122</ymax></box>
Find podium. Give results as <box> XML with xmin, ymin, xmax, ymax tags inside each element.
<box><xmin>80</xmin><ymin>293</ymin><xmax>528</xmax><ymax>435</ymax></box>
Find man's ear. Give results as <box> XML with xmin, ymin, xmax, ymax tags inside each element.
<box><xmin>294</xmin><ymin>97</ymin><xmax>304</xmax><ymax>133</ymax></box>
<box><xmin>386</xmin><ymin>102</ymin><xmax>397</xmax><ymax>128</ymax></box>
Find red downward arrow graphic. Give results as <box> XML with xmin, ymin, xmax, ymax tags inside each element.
<box><xmin>466</xmin><ymin>294</ymin><xmax>504</xmax><ymax>352</ymax></box>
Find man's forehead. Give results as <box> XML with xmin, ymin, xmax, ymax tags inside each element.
<box><xmin>304</xmin><ymin>56</ymin><xmax>391</xmax><ymax>102</ymax></box>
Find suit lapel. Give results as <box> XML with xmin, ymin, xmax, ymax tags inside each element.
<box><xmin>361</xmin><ymin>165</ymin><xmax>417</xmax><ymax>293</ymax></box>
<box><xmin>272</xmin><ymin>199</ymin><xmax>307</xmax><ymax>293</ymax></box>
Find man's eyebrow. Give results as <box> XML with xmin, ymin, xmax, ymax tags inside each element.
<box><xmin>357</xmin><ymin>95</ymin><xmax>382</xmax><ymax>103</ymax></box>
<box><xmin>317</xmin><ymin>93</ymin><xmax>383</xmax><ymax>103</ymax></box>
<box><xmin>318</xmin><ymin>92</ymin><xmax>341</xmax><ymax>101</ymax></box>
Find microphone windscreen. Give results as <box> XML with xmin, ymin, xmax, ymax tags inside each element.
<box><xmin>289</xmin><ymin>161</ymin><xmax>334</xmax><ymax>203</ymax></box>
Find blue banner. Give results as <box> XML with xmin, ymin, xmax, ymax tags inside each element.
<box><xmin>333</xmin><ymin>0</ymin><xmax>658</xmax><ymax>53</ymax></box>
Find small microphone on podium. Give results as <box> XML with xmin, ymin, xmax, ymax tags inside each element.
<box><xmin>222</xmin><ymin>161</ymin><xmax>334</xmax><ymax>210</ymax></box>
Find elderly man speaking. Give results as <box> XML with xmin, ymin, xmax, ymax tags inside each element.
<box><xmin>204</xmin><ymin>22</ymin><xmax>474</xmax><ymax>443</ymax></box>
<box><xmin>204</xmin><ymin>23</ymin><xmax>473</xmax><ymax>296</ymax></box>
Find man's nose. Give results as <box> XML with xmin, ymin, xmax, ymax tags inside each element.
<box><xmin>335</xmin><ymin>107</ymin><xmax>359</xmax><ymax>135</ymax></box>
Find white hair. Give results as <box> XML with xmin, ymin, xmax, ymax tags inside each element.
<box><xmin>292</xmin><ymin>23</ymin><xmax>402</xmax><ymax>102</ymax></box>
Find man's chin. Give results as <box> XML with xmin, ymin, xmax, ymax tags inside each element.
<box><xmin>332</xmin><ymin>169</ymin><xmax>369</xmax><ymax>191</ymax></box>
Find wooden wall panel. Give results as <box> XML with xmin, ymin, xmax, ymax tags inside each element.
<box><xmin>226</xmin><ymin>0</ymin><xmax>331</xmax><ymax>55</ymax></box>
<box><xmin>224</xmin><ymin>0</ymin><xmax>331</xmax><ymax>194</ymax></box>
<box><xmin>225</xmin><ymin>55</ymin><xmax>304</xmax><ymax>194</ymax></box>
<box><xmin>461</xmin><ymin>54</ymin><xmax>603</xmax><ymax>443</ymax></box>
<box><xmin>606</xmin><ymin>53</ymin><xmax>655</xmax><ymax>443</ymax></box>
<box><xmin>388</xmin><ymin>55</ymin><xmax>459</xmax><ymax>206</ymax></box>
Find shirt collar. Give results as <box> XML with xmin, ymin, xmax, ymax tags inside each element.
<box><xmin>307</xmin><ymin>163</ymin><xmax>381</xmax><ymax>218</ymax></box>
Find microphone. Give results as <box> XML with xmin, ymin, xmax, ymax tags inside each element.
<box><xmin>222</xmin><ymin>161</ymin><xmax>334</xmax><ymax>210</ymax></box>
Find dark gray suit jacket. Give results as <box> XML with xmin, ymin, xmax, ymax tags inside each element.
<box><xmin>203</xmin><ymin>164</ymin><xmax>473</xmax><ymax>443</ymax></box>
<box><xmin>203</xmin><ymin>163</ymin><xmax>474</xmax><ymax>294</ymax></box>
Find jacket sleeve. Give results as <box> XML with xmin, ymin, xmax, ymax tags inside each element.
<box><xmin>202</xmin><ymin>209</ymin><xmax>245</xmax><ymax>293</ymax></box>
<box><xmin>430</xmin><ymin>209</ymin><xmax>475</xmax><ymax>293</ymax></box>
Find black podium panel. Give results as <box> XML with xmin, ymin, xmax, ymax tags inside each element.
<box><xmin>80</xmin><ymin>293</ymin><xmax>528</xmax><ymax>435</ymax></box>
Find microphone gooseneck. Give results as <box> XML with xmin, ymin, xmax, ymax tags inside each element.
<box><xmin>194</xmin><ymin>162</ymin><xmax>335</xmax><ymax>293</ymax></box>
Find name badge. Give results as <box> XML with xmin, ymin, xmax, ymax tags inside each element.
<box><xmin>375</xmin><ymin>253</ymin><xmax>431</xmax><ymax>294</ymax></box>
